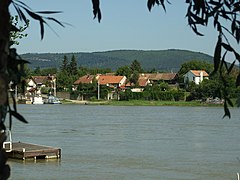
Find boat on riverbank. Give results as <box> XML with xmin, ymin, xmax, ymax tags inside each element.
<box><xmin>44</xmin><ymin>95</ymin><xmax>61</xmax><ymax>104</ymax></box>
<box><xmin>32</xmin><ymin>96</ymin><xmax>44</xmax><ymax>104</ymax></box>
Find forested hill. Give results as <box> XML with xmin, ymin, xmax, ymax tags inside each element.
<box><xmin>21</xmin><ymin>49</ymin><xmax>213</xmax><ymax>72</ymax></box>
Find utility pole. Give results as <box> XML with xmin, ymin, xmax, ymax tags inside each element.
<box><xmin>97</xmin><ymin>79</ymin><xmax>100</xmax><ymax>100</ymax></box>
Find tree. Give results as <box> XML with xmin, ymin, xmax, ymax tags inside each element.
<box><xmin>57</xmin><ymin>70</ymin><xmax>72</xmax><ymax>91</ymax></box>
<box><xmin>61</xmin><ymin>55</ymin><xmax>69</xmax><ymax>72</ymax></box>
<box><xmin>130</xmin><ymin>70</ymin><xmax>139</xmax><ymax>85</ymax></box>
<box><xmin>10</xmin><ymin>15</ymin><xmax>29</xmax><ymax>45</ymax></box>
<box><xmin>40</xmin><ymin>68</ymin><xmax>58</xmax><ymax>76</ymax></box>
<box><xmin>178</xmin><ymin>60</ymin><xmax>213</xmax><ymax>77</ymax></box>
<box><xmin>115</xmin><ymin>66</ymin><xmax>131</xmax><ymax>79</ymax></box>
<box><xmin>130</xmin><ymin>59</ymin><xmax>143</xmax><ymax>73</ymax></box>
<box><xmin>0</xmin><ymin>1</ymin><xmax>64</xmax><ymax>177</ymax></box>
<box><xmin>33</xmin><ymin>67</ymin><xmax>41</xmax><ymax>75</ymax></box>
<box><xmin>69</xmin><ymin>55</ymin><xmax>78</xmax><ymax>76</ymax></box>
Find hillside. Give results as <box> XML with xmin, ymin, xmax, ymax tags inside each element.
<box><xmin>21</xmin><ymin>49</ymin><xmax>213</xmax><ymax>72</ymax></box>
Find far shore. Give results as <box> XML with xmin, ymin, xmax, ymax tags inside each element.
<box><xmin>61</xmin><ymin>99</ymin><xmax>225</xmax><ymax>107</ymax></box>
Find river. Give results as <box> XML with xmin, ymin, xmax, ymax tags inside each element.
<box><xmin>7</xmin><ymin>104</ymin><xmax>240</xmax><ymax>179</ymax></box>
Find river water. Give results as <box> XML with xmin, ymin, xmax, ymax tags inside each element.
<box><xmin>7</xmin><ymin>104</ymin><xmax>240</xmax><ymax>179</ymax></box>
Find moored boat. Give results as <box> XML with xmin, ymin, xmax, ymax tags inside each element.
<box><xmin>44</xmin><ymin>95</ymin><xmax>61</xmax><ymax>104</ymax></box>
<box><xmin>32</xmin><ymin>96</ymin><xmax>44</xmax><ymax>104</ymax></box>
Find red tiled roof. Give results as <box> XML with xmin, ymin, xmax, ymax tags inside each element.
<box><xmin>190</xmin><ymin>70</ymin><xmax>209</xmax><ymax>77</ymax></box>
<box><xmin>73</xmin><ymin>75</ymin><xmax>95</xmax><ymax>85</ymax></box>
<box><xmin>99</xmin><ymin>75</ymin><xmax>125</xmax><ymax>85</ymax></box>
<box><xmin>138</xmin><ymin>77</ymin><xmax>149</xmax><ymax>87</ymax></box>
<box><xmin>32</xmin><ymin>76</ymin><xmax>49</xmax><ymax>84</ymax></box>
<box><xmin>140</xmin><ymin>73</ymin><xmax>177</xmax><ymax>81</ymax></box>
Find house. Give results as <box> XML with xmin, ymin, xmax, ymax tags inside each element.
<box><xmin>128</xmin><ymin>76</ymin><xmax>150</xmax><ymax>92</ymax></box>
<box><xmin>97</xmin><ymin>75</ymin><xmax>126</xmax><ymax>88</ymax></box>
<box><xmin>140</xmin><ymin>73</ymin><xmax>178</xmax><ymax>85</ymax></box>
<box><xmin>26</xmin><ymin>75</ymin><xmax>56</xmax><ymax>95</ymax></box>
<box><xmin>125</xmin><ymin>73</ymin><xmax>177</xmax><ymax>92</ymax></box>
<box><xmin>73</xmin><ymin>74</ymin><xmax>127</xmax><ymax>100</ymax></box>
<box><xmin>73</xmin><ymin>75</ymin><xmax>96</xmax><ymax>91</ymax></box>
<box><xmin>97</xmin><ymin>75</ymin><xmax>127</xmax><ymax>100</ymax></box>
<box><xmin>183</xmin><ymin>70</ymin><xmax>209</xmax><ymax>85</ymax></box>
<box><xmin>73</xmin><ymin>75</ymin><xmax>96</xmax><ymax>85</ymax></box>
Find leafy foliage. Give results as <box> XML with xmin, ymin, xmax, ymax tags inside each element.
<box><xmin>11</xmin><ymin>0</ymin><xmax>65</xmax><ymax>39</ymax></box>
<box><xmin>120</xmin><ymin>86</ymin><xmax>185</xmax><ymax>101</ymax></box>
<box><xmin>130</xmin><ymin>59</ymin><xmax>143</xmax><ymax>73</ymax></box>
<box><xmin>10</xmin><ymin>15</ymin><xmax>29</xmax><ymax>45</ymax></box>
<box><xmin>115</xmin><ymin>66</ymin><xmax>132</xmax><ymax>79</ymax></box>
<box><xmin>69</xmin><ymin>55</ymin><xmax>78</xmax><ymax>76</ymax></box>
<box><xmin>178</xmin><ymin>60</ymin><xmax>213</xmax><ymax>77</ymax></box>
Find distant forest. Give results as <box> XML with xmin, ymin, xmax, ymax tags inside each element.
<box><xmin>21</xmin><ymin>49</ymin><xmax>213</xmax><ymax>72</ymax></box>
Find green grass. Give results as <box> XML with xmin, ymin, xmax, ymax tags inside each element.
<box><xmin>62</xmin><ymin>99</ymin><xmax>226</xmax><ymax>107</ymax></box>
<box><xmin>105</xmin><ymin>100</ymin><xmax>206</xmax><ymax>106</ymax></box>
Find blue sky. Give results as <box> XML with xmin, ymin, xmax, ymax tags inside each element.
<box><xmin>11</xmin><ymin>0</ymin><xmax>219</xmax><ymax>56</ymax></box>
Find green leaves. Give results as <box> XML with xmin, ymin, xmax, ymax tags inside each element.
<box><xmin>12</xmin><ymin>0</ymin><xmax>64</xmax><ymax>40</ymax></box>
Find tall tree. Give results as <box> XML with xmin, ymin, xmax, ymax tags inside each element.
<box><xmin>130</xmin><ymin>70</ymin><xmax>140</xmax><ymax>85</ymax></box>
<box><xmin>130</xmin><ymin>59</ymin><xmax>143</xmax><ymax>73</ymax></box>
<box><xmin>61</xmin><ymin>55</ymin><xmax>69</xmax><ymax>72</ymax></box>
<box><xmin>115</xmin><ymin>66</ymin><xmax>131</xmax><ymax>79</ymax></box>
<box><xmin>69</xmin><ymin>55</ymin><xmax>78</xmax><ymax>76</ymax></box>
<box><xmin>0</xmin><ymin>1</ymin><xmax>12</xmax><ymax>178</ymax></box>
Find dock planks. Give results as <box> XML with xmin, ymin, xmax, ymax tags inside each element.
<box><xmin>6</xmin><ymin>142</ymin><xmax>61</xmax><ymax>160</ymax></box>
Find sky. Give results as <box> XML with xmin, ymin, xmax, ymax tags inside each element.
<box><xmin>10</xmin><ymin>0</ymin><xmax>225</xmax><ymax>57</ymax></box>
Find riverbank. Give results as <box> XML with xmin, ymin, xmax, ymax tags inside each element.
<box><xmin>61</xmin><ymin>99</ymin><xmax>224</xmax><ymax>107</ymax></box>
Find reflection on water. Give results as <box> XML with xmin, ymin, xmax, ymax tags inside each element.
<box><xmin>8</xmin><ymin>105</ymin><xmax>240</xmax><ymax>180</ymax></box>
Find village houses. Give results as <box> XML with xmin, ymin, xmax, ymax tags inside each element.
<box><xmin>73</xmin><ymin>74</ymin><xmax>127</xmax><ymax>100</ymax></box>
<box><xmin>73</xmin><ymin>73</ymin><xmax>178</xmax><ymax>100</ymax></box>
<box><xmin>183</xmin><ymin>70</ymin><xmax>209</xmax><ymax>85</ymax></box>
<box><xmin>26</xmin><ymin>75</ymin><xmax>57</xmax><ymax>97</ymax></box>
<box><xmin>24</xmin><ymin>71</ymin><xmax>209</xmax><ymax>101</ymax></box>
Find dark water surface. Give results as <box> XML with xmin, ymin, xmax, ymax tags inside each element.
<box><xmin>8</xmin><ymin>105</ymin><xmax>240</xmax><ymax>179</ymax></box>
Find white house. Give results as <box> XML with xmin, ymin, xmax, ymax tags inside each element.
<box><xmin>97</xmin><ymin>75</ymin><xmax>127</xmax><ymax>100</ymax></box>
<box><xmin>97</xmin><ymin>75</ymin><xmax>127</xmax><ymax>87</ymax></box>
<box><xmin>183</xmin><ymin>70</ymin><xmax>209</xmax><ymax>85</ymax></box>
<box><xmin>26</xmin><ymin>75</ymin><xmax>57</xmax><ymax>95</ymax></box>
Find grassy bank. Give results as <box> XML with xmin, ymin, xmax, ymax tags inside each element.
<box><xmin>105</xmin><ymin>100</ymin><xmax>209</xmax><ymax>106</ymax></box>
<box><xmin>62</xmin><ymin>99</ymin><xmax>224</xmax><ymax>107</ymax></box>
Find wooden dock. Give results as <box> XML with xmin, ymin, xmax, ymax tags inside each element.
<box><xmin>5</xmin><ymin>142</ymin><xmax>61</xmax><ymax>160</ymax></box>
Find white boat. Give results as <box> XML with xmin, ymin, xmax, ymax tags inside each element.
<box><xmin>32</xmin><ymin>96</ymin><xmax>44</xmax><ymax>104</ymax></box>
<box><xmin>44</xmin><ymin>95</ymin><xmax>61</xmax><ymax>104</ymax></box>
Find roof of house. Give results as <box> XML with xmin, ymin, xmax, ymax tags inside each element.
<box><xmin>73</xmin><ymin>75</ymin><xmax>95</xmax><ymax>85</ymax></box>
<box><xmin>140</xmin><ymin>73</ymin><xmax>177</xmax><ymax>81</ymax></box>
<box><xmin>138</xmin><ymin>77</ymin><xmax>149</xmax><ymax>87</ymax></box>
<box><xmin>32</xmin><ymin>76</ymin><xmax>49</xmax><ymax>84</ymax></box>
<box><xmin>190</xmin><ymin>70</ymin><xmax>209</xmax><ymax>77</ymax></box>
<box><xmin>99</xmin><ymin>75</ymin><xmax>125</xmax><ymax>85</ymax></box>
